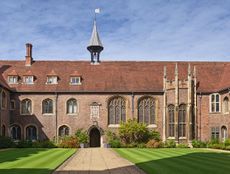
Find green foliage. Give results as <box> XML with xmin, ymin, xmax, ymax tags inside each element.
<box><xmin>224</xmin><ymin>138</ymin><xmax>230</xmax><ymax>146</ymax></box>
<box><xmin>0</xmin><ymin>136</ymin><xmax>15</xmax><ymax>148</ymax></box>
<box><xmin>119</xmin><ymin>119</ymin><xmax>150</xmax><ymax>144</ymax></box>
<box><xmin>75</xmin><ymin>129</ymin><xmax>89</xmax><ymax>144</ymax></box>
<box><xmin>192</xmin><ymin>140</ymin><xmax>207</xmax><ymax>148</ymax></box>
<box><xmin>148</xmin><ymin>130</ymin><xmax>161</xmax><ymax>141</ymax></box>
<box><xmin>17</xmin><ymin>140</ymin><xmax>33</xmax><ymax>148</ymax></box>
<box><xmin>146</xmin><ymin>139</ymin><xmax>162</xmax><ymax>148</ymax></box>
<box><xmin>32</xmin><ymin>140</ymin><xmax>57</xmax><ymax>148</ymax></box>
<box><xmin>109</xmin><ymin>139</ymin><xmax>121</xmax><ymax>148</ymax></box>
<box><xmin>136</xmin><ymin>143</ymin><xmax>146</xmax><ymax>148</ymax></box>
<box><xmin>177</xmin><ymin>143</ymin><xmax>189</xmax><ymax>148</ymax></box>
<box><xmin>106</xmin><ymin>130</ymin><xmax>121</xmax><ymax>148</ymax></box>
<box><xmin>58</xmin><ymin>136</ymin><xmax>79</xmax><ymax>148</ymax></box>
<box><xmin>164</xmin><ymin>140</ymin><xmax>176</xmax><ymax>148</ymax></box>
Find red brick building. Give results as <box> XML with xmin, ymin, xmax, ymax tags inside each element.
<box><xmin>0</xmin><ymin>21</ymin><xmax>229</xmax><ymax>147</ymax></box>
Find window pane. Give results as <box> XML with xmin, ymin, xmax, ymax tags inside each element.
<box><xmin>108</xmin><ymin>97</ymin><xmax>126</xmax><ymax>124</ymax></box>
<box><xmin>138</xmin><ymin>97</ymin><xmax>155</xmax><ymax>125</ymax></box>
<box><xmin>216</xmin><ymin>103</ymin><xmax>219</xmax><ymax>112</ymax></box>
<box><xmin>216</xmin><ymin>95</ymin><xmax>219</xmax><ymax>102</ymax></box>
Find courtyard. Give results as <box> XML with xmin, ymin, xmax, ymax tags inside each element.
<box><xmin>0</xmin><ymin>148</ymin><xmax>230</xmax><ymax>174</ymax></box>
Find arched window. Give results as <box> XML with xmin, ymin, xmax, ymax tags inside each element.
<box><xmin>42</xmin><ymin>99</ymin><xmax>53</xmax><ymax>114</ymax></box>
<box><xmin>221</xmin><ymin>126</ymin><xmax>228</xmax><ymax>142</ymax></box>
<box><xmin>11</xmin><ymin>125</ymin><xmax>21</xmax><ymax>140</ymax></box>
<box><xmin>59</xmin><ymin>125</ymin><xmax>70</xmax><ymax>137</ymax></box>
<box><xmin>168</xmin><ymin>105</ymin><xmax>175</xmax><ymax>137</ymax></box>
<box><xmin>138</xmin><ymin>97</ymin><xmax>155</xmax><ymax>124</ymax></box>
<box><xmin>67</xmin><ymin>98</ymin><xmax>77</xmax><ymax>114</ymax></box>
<box><xmin>108</xmin><ymin>97</ymin><xmax>126</xmax><ymax>124</ymax></box>
<box><xmin>178</xmin><ymin>104</ymin><xmax>186</xmax><ymax>137</ymax></box>
<box><xmin>1</xmin><ymin>91</ymin><xmax>7</xmax><ymax>109</ymax></box>
<box><xmin>210</xmin><ymin>93</ymin><xmax>220</xmax><ymax>112</ymax></box>
<box><xmin>223</xmin><ymin>97</ymin><xmax>229</xmax><ymax>114</ymax></box>
<box><xmin>2</xmin><ymin>125</ymin><xmax>5</xmax><ymax>136</ymax></box>
<box><xmin>21</xmin><ymin>99</ymin><xmax>32</xmax><ymax>114</ymax></box>
<box><xmin>26</xmin><ymin>125</ymin><xmax>37</xmax><ymax>140</ymax></box>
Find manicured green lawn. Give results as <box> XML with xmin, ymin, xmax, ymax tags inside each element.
<box><xmin>0</xmin><ymin>148</ymin><xmax>76</xmax><ymax>174</ymax></box>
<box><xmin>115</xmin><ymin>148</ymin><xmax>230</xmax><ymax>174</ymax></box>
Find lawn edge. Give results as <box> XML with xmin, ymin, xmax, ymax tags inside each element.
<box><xmin>51</xmin><ymin>148</ymin><xmax>77</xmax><ymax>174</ymax></box>
<box><xmin>111</xmin><ymin>148</ymin><xmax>147</xmax><ymax>174</ymax></box>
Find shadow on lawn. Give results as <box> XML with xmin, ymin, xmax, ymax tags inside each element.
<box><xmin>0</xmin><ymin>151</ymin><xmax>230</xmax><ymax>174</ymax></box>
<box><xmin>0</xmin><ymin>148</ymin><xmax>49</xmax><ymax>163</ymax></box>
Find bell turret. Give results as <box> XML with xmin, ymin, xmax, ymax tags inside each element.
<box><xmin>87</xmin><ymin>20</ymin><xmax>103</xmax><ymax>64</ymax></box>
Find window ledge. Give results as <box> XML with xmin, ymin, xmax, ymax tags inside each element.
<box><xmin>147</xmin><ymin>124</ymin><xmax>157</xmax><ymax>128</ymax></box>
<box><xmin>67</xmin><ymin>113</ymin><xmax>78</xmax><ymax>116</ymax></box>
<box><xmin>43</xmin><ymin>113</ymin><xmax>54</xmax><ymax>116</ymax></box>
<box><xmin>20</xmin><ymin>113</ymin><xmax>32</xmax><ymax>116</ymax></box>
<box><xmin>46</xmin><ymin>83</ymin><xmax>58</xmax><ymax>85</ymax></box>
<box><xmin>179</xmin><ymin>137</ymin><xmax>187</xmax><ymax>140</ymax></box>
<box><xmin>209</xmin><ymin>112</ymin><xmax>221</xmax><ymax>114</ymax></box>
<box><xmin>69</xmin><ymin>83</ymin><xmax>82</xmax><ymax>85</ymax></box>
<box><xmin>108</xmin><ymin>124</ymin><xmax>120</xmax><ymax>128</ymax></box>
<box><xmin>8</xmin><ymin>82</ymin><xmax>19</xmax><ymax>85</ymax></box>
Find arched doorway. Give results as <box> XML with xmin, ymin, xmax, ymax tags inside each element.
<box><xmin>221</xmin><ymin>126</ymin><xmax>228</xmax><ymax>142</ymax></box>
<box><xmin>89</xmin><ymin>127</ymin><xmax>101</xmax><ymax>147</ymax></box>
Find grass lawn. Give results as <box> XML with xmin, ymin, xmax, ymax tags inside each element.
<box><xmin>0</xmin><ymin>148</ymin><xmax>76</xmax><ymax>174</ymax></box>
<box><xmin>115</xmin><ymin>148</ymin><xmax>230</xmax><ymax>174</ymax></box>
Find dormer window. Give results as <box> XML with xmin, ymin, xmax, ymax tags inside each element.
<box><xmin>8</xmin><ymin>76</ymin><xmax>18</xmax><ymax>84</ymax></box>
<box><xmin>23</xmin><ymin>76</ymin><xmax>34</xmax><ymax>84</ymax></box>
<box><xmin>70</xmin><ymin>77</ymin><xmax>81</xmax><ymax>85</ymax></box>
<box><xmin>210</xmin><ymin>93</ymin><xmax>220</xmax><ymax>113</ymax></box>
<box><xmin>47</xmin><ymin>76</ymin><xmax>58</xmax><ymax>84</ymax></box>
<box><xmin>46</xmin><ymin>70</ymin><xmax>58</xmax><ymax>85</ymax></box>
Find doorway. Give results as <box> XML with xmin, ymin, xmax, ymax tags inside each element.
<box><xmin>89</xmin><ymin>127</ymin><xmax>101</xmax><ymax>147</ymax></box>
<box><xmin>221</xmin><ymin>126</ymin><xmax>228</xmax><ymax>142</ymax></box>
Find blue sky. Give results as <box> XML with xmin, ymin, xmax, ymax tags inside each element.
<box><xmin>0</xmin><ymin>0</ymin><xmax>230</xmax><ymax>61</ymax></box>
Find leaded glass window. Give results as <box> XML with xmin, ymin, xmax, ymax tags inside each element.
<box><xmin>42</xmin><ymin>99</ymin><xmax>53</xmax><ymax>114</ymax></box>
<box><xmin>11</xmin><ymin>125</ymin><xmax>21</xmax><ymax>140</ymax></box>
<box><xmin>108</xmin><ymin>97</ymin><xmax>126</xmax><ymax>124</ymax></box>
<box><xmin>223</xmin><ymin>97</ymin><xmax>229</xmax><ymax>114</ymax></box>
<box><xmin>211</xmin><ymin>127</ymin><xmax>219</xmax><ymax>140</ymax></box>
<box><xmin>21</xmin><ymin>99</ymin><xmax>32</xmax><ymax>114</ymax></box>
<box><xmin>138</xmin><ymin>97</ymin><xmax>155</xmax><ymax>124</ymax></box>
<box><xmin>210</xmin><ymin>93</ymin><xmax>220</xmax><ymax>112</ymax></box>
<box><xmin>26</xmin><ymin>125</ymin><xmax>37</xmax><ymax>140</ymax></box>
<box><xmin>168</xmin><ymin>104</ymin><xmax>175</xmax><ymax>137</ymax></box>
<box><xmin>59</xmin><ymin>125</ymin><xmax>70</xmax><ymax>137</ymax></box>
<box><xmin>67</xmin><ymin>99</ymin><xmax>77</xmax><ymax>114</ymax></box>
<box><xmin>178</xmin><ymin>104</ymin><xmax>186</xmax><ymax>137</ymax></box>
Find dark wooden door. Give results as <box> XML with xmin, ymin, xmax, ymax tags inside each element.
<box><xmin>90</xmin><ymin>128</ymin><xmax>100</xmax><ymax>147</ymax></box>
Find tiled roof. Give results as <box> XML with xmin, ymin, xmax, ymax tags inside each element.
<box><xmin>0</xmin><ymin>60</ymin><xmax>229</xmax><ymax>93</ymax></box>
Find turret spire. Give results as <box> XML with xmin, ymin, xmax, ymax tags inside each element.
<box><xmin>87</xmin><ymin>9</ymin><xmax>103</xmax><ymax>64</ymax></box>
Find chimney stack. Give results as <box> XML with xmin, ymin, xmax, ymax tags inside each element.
<box><xmin>25</xmin><ymin>43</ymin><xmax>33</xmax><ymax>66</ymax></box>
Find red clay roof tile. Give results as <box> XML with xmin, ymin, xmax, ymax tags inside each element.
<box><xmin>0</xmin><ymin>60</ymin><xmax>229</xmax><ymax>93</ymax></box>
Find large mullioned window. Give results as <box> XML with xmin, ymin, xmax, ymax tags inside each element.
<box><xmin>210</xmin><ymin>93</ymin><xmax>220</xmax><ymax>112</ymax></box>
<box><xmin>223</xmin><ymin>97</ymin><xmax>229</xmax><ymax>114</ymax></box>
<box><xmin>168</xmin><ymin>104</ymin><xmax>175</xmax><ymax>137</ymax></box>
<box><xmin>21</xmin><ymin>99</ymin><xmax>32</xmax><ymax>114</ymax></box>
<box><xmin>178</xmin><ymin>104</ymin><xmax>186</xmax><ymax>137</ymax></box>
<box><xmin>138</xmin><ymin>97</ymin><xmax>155</xmax><ymax>125</ymax></box>
<box><xmin>26</xmin><ymin>125</ymin><xmax>37</xmax><ymax>140</ymax></box>
<box><xmin>67</xmin><ymin>98</ymin><xmax>77</xmax><ymax>114</ymax></box>
<box><xmin>42</xmin><ymin>99</ymin><xmax>53</xmax><ymax>114</ymax></box>
<box><xmin>11</xmin><ymin>125</ymin><xmax>21</xmax><ymax>140</ymax></box>
<box><xmin>59</xmin><ymin>125</ymin><xmax>70</xmax><ymax>137</ymax></box>
<box><xmin>108</xmin><ymin>97</ymin><xmax>126</xmax><ymax>124</ymax></box>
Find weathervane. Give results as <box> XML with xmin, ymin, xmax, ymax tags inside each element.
<box><xmin>94</xmin><ymin>8</ymin><xmax>101</xmax><ymax>21</ymax></box>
